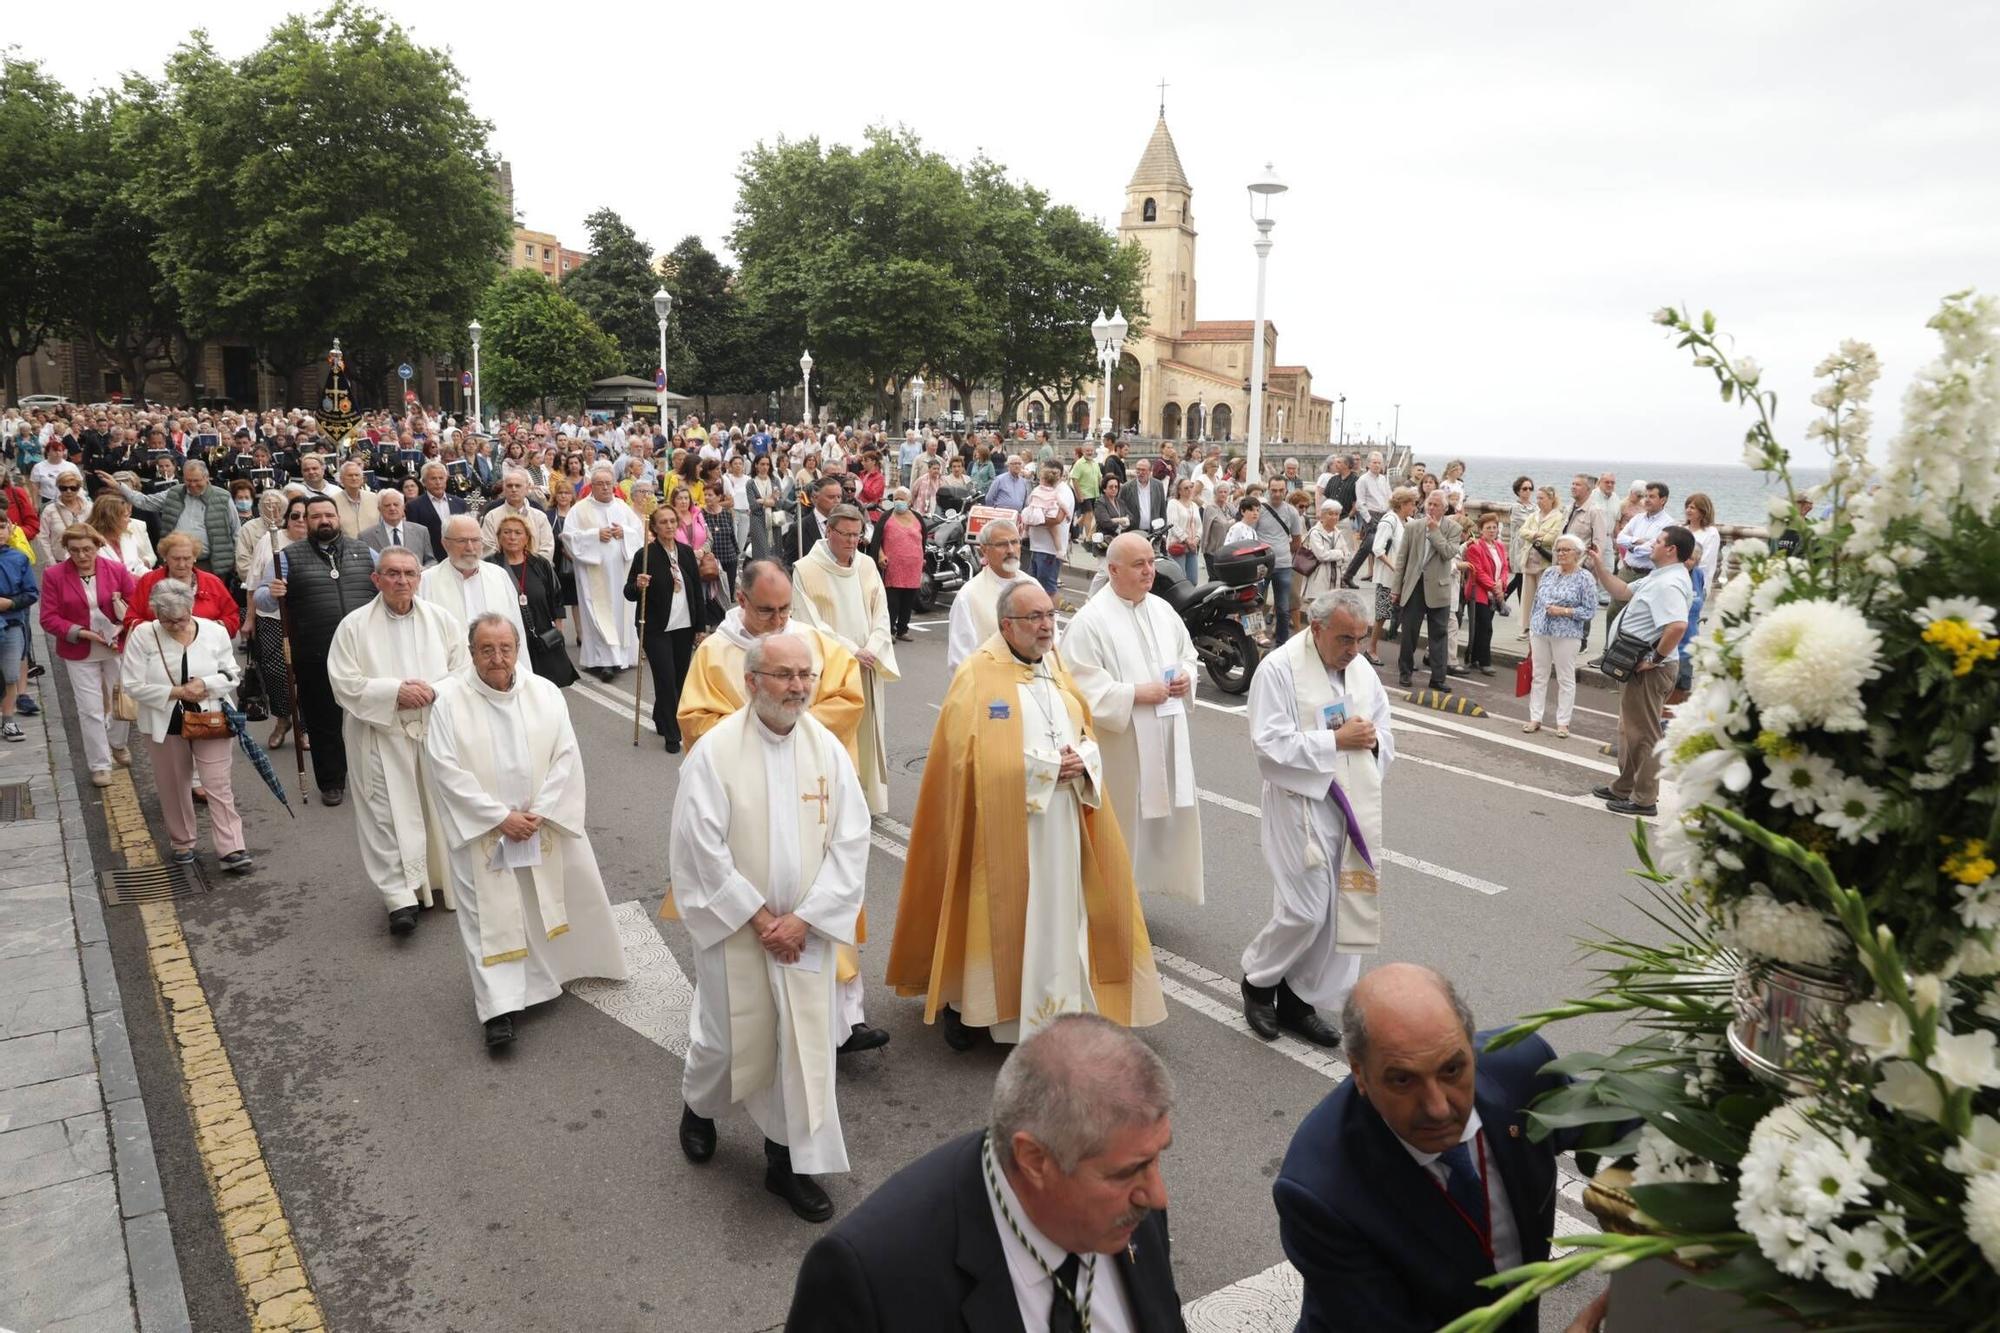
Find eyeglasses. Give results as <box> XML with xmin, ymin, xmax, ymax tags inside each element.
<box><xmin>1004</xmin><ymin>611</ymin><xmax>1057</xmax><ymax>624</ymax></box>
<box><xmin>752</xmin><ymin>669</ymin><xmax>819</xmax><ymax>685</ymax></box>
<box><xmin>58</xmin><ymin>484</ymin><xmax>81</xmax><ymax>492</ymax></box>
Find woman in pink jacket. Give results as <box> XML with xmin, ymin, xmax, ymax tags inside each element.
<box><xmin>38</xmin><ymin>523</ymin><xmax>136</xmax><ymax>786</ymax></box>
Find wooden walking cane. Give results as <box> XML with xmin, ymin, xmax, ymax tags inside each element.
<box><xmin>632</xmin><ymin>542</ymin><xmax>649</xmax><ymax>745</ymax></box>
<box><xmin>275</xmin><ymin>550</ymin><xmax>309</xmax><ymax>804</ymax></box>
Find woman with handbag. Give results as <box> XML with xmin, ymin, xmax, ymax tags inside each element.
<box><xmin>1301</xmin><ymin>498</ymin><xmax>1351</xmax><ymax>602</ymax></box>
<box><xmin>246</xmin><ymin>495</ymin><xmax>307</xmax><ymax>748</ymax></box>
<box><xmin>117</xmin><ymin>581</ymin><xmax>251</xmax><ymax>872</ymax></box>
<box><xmin>1524</xmin><ymin>534</ymin><xmax>1594</xmax><ymax>738</ymax></box>
<box><xmin>744</xmin><ymin>454</ymin><xmax>781</xmax><ymax>562</ymax></box>
<box><xmin>1166</xmin><ymin>477</ymin><xmax>1204</xmax><ymax>583</ymax></box>
<box><xmin>39</xmin><ymin>525</ymin><xmax>135</xmax><ymax>788</ymax></box>
<box><xmin>1460</xmin><ymin>511</ymin><xmax>1510</xmax><ymax>675</ymax></box>
<box><xmin>625</xmin><ymin>505</ymin><xmax>716</xmax><ymax>753</ymax></box>
<box><xmin>872</xmin><ymin>487</ymin><xmax>925</xmax><ymax>641</ymax></box>
<box><xmin>1515</xmin><ymin>485</ymin><xmax>1566</xmax><ymax>641</ymax></box>
<box><xmin>489</xmin><ymin>513</ymin><xmax>577</xmax><ymax>688</ymax></box>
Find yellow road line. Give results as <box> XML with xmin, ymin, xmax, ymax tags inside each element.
<box><xmin>103</xmin><ymin>772</ymin><xmax>327</xmax><ymax>1333</ymax></box>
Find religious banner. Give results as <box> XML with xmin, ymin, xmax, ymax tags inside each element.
<box><xmin>318</xmin><ymin>343</ymin><xmax>358</xmax><ymax>437</ymax></box>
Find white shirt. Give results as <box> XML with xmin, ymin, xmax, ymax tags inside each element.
<box><xmin>1395</xmin><ymin>1109</ymin><xmax>1523</xmax><ymax>1273</ymax></box>
<box><xmin>983</xmin><ymin>1148</ymin><xmax>1136</xmax><ymax>1333</ymax></box>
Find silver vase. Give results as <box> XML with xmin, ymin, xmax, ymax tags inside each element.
<box><xmin>1727</xmin><ymin>961</ymin><xmax>1859</xmax><ymax>1091</ymax></box>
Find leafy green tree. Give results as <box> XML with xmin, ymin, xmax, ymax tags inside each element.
<box><xmin>474</xmin><ymin>269</ymin><xmax>620</xmax><ymax>415</ymax></box>
<box><xmin>0</xmin><ymin>55</ymin><xmax>76</xmax><ymax>405</ymax></box>
<box><xmin>562</xmin><ymin>208</ymin><xmax>664</xmax><ymax>381</ymax></box>
<box><xmin>137</xmin><ymin>4</ymin><xmax>509</xmax><ymax>403</ymax></box>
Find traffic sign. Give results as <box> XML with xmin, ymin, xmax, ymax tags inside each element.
<box><xmin>404</xmin><ymin>390</ymin><xmax>417</xmax><ymax>403</ymax></box>
<box><xmin>397</xmin><ymin>363</ymin><xmax>413</xmax><ymax>381</ymax></box>
<box><xmin>461</xmin><ymin>371</ymin><xmax>473</xmax><ymax>389</ymax></box>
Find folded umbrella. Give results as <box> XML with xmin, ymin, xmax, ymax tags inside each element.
<box><xmin>220</xmin><ymin>698</ymin><xmax>296</xmax><ymax>818</ymax></box>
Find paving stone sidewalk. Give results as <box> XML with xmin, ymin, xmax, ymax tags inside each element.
<box><xmin>0</xmin><ymin>654</ymin><xmax>191</xmax><ymax>1333</ymax></box>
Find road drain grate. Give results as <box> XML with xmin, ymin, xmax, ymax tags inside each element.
<box><xmin>0</xmin><ymin>781</ymin><xmax>30</xmax><ymax>821</ymax></box>
<box><xmin>101</xmin><ymin>863</ymin><xmax>209</xmax><ymax>905</ymax></box>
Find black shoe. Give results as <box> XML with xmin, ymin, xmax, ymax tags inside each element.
<box><xmin>219</xmin><ymin>850</ymin><xmax>254</xmax><ymax>874</ymax></box>
<box><xmin>388</xmin><ymin>906</ymin><xmax>418</xmax><ymax>936</ymax></box>
<box><xmin>1397</xmin><ymin>675</ymin><xmax>1413</xmax><ymax>688</ymax></box>
<box><xmin>765</xmin><ymin>1142</ymin><xmax>834</xmax><ymax>1223</ymax></box>
<box><xmin>1241</xmin><ymin>979</ymin><xmax>1279</xmax><ymax>1041</ymax></box>
<box><xmin>321</xmin><ymin>786</ymin><xmax>345</xmax><ymax>806</ymax></box>
<box><xmin>837</xmin><ymin>1023</ymin><xmax>891</xmax><ymax>1056</ymax></box>
<box><xmin>1607</xmin><ymin>798</ymin><xmax>1658</xmax><ymax>817</ymax></box>
<box><xmin>1446</xmin><ymin>665</ymin><xmax>1469</xmax><ymax>677</ymax></box>
<box><xmin>1431</xmin><ymin>682</ymin><xmax>1451</xmax><ymax>694</ymax></box>
<box><xmin>663</xmin><ymin>736</ymin><xmax>681</xmax><ymax>754</ymax></box>
<box><xmin>483</xmin><ymin>1014</ymin><xmax>516</xmax><ymax>1049</ymax></box>
<box><xmin>679</xmin><ymin>1105</ymin><xmax>716</xmax><ymax>1163</ymax></box>
<box><xmin>1276</xmin><ymin>982</ymin><xmax>1342</xmax><ymax>1048</ymax></box>
<box><xmin>26</xmin><ymin>662</ymin><xmax>44</xmax><ymax>680</ymax></box>
<box><xmin>1591</xmin><ymin>784</ymin><xmax>1620</xmax><ymax>802</ymax></box>
<box><xmin>940</xmin><ymin>1005</ymin><xmax>976</xmax><ymax>1052</ymax></box>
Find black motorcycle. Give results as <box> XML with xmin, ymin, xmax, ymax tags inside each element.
<box><xmin>915</xmin><ymin>506</ymin><xmax>976</xmax><ymax>612</ymax></box>
<box><xmin>1083</xmin><ymin>524</ymin><xmax>1263</xmax><ymax>694</ymax></box>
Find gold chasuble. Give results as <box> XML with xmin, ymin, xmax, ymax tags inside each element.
<box><xmin>885</xmin><ymin>635</ymin><xmax>1166</xmax><ymax>1031</ymax></box>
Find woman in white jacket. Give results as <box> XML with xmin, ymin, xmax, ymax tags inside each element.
<box><xmin>1363</xmin><ymin>486</ymin><xmax>1417</xmax><ymax>666</ymax></box>
<box><xmin>118</xmin><ymin>580</ymin><xmax>252</xmax><ymax>873</ymax></box>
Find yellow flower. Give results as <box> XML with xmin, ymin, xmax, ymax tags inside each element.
<box><xmin>1921</xmin><ymin>618</ymin><xmax>2000</xmax><ymax>677</ymax></box>
<box><xmin>1945</xmin><ymin>840</ymin><xmax>2000</xmax><ymax>886</ymax></box>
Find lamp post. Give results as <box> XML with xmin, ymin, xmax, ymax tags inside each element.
<box><xmin>467</xmin><ymin>321</ymin><xmax>482</xmax><ymax>431</ymax></box>
<box><xmin>800</xmin><ymin>350</ymin><xmax>814</xmax><ymax>427</ymax></box>
<box><xmin>1090</xmin><ymin>307</ymin><xmax>1127</xmax><ymax>439</ymax></box>
<box><xmin>1089</xmin><ymin>310</ymin><xmax>1109</xmax><ymax>435</ymax></box>
<box><xmin>1246</xmin><ymin>160</ymin><xmax>1289</xmax><ymax>482</ymax></box>
<box><xmin>909</xmin><ymin>373</ymin><xmax>925</xmax><ymax>431</ymax></box>
<box><xmin>1337</xmin><ymin>393</ymin><xmax>1347</xmax><ymax>448</ymax></box>
<box><xmin>653</xmin><ymin>287</ymin><xmax>672</xmax><ymax>425</ymax></box>
<box><xmin>1392</xmin><ymin>402</ymin><xmax>1400</xmax><ymax>446</ymax></box>
<box><xmin>1275</xmin><ymin>406</ymin><xmax>1285</xmax><ymax>445</ymax></box>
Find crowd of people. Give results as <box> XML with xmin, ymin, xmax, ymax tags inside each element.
<box><xmin>1</xmin><ymin>396</ymin><xmax>1711</xmax><ymax>1332</ymax></box>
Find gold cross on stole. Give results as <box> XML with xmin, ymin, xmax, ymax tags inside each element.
<box><xmin>802</xmin><ymin>776</ymin><xmax>830</xmax><ymax>825</ymax></box>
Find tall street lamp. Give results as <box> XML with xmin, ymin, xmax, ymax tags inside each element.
<box><xmin>909</xmin><ymin>373</ymin><xmax>925</xmax><ymax>431</ymax></box>
<box><xmin>1091</xmin><ymin>307</ymin><xmax>1127</xmax><ymax>438</ymax></box>
<box><xmin>1275</xmin><ymin>406</ymin><xmax>1285</xmax><ymax>445</ymax></box>
<box><xmin>653</xmin><ymin>287</ymin><xmax>673</xmax><ymax>425</ymax></box>
<box><xmin>1392</xmin><ymin>402</ymin><xmax>1401</xmax><ymax>446</ymax></box>
<box><xmin>467</xmin><ymin>320</ymin><xmax>482</xmax><ymax>431</ymax></box>
<box><xmin>1245</xmin><ymin>161</ymin><xmax>1288</xmax><ymax>482</ymax></box>
<box><xmin>1337</xmin><ymin>393</ymin><xmax>1347</xmax><ymax>447</ymax></box>
<box><xmin>800</xmin><ymin>350</ymin><xmax>814</xmax><ymax>427</ymax></box>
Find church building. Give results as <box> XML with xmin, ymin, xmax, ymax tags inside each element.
<box><xmin>1087</xmin><ymin>115</ymin><xmax>1334</xmax><ymax>446</ymax></box>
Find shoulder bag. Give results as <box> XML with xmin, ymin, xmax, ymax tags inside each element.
<box><xmin>156</xmin><ymin>627</ymin><xmax>233</xmax><ymax>740</ymax></box>
<box><xmin>1599</xmin><ymin>606</ymin><xmax>1656</xmax><ymax>683</ymax></box>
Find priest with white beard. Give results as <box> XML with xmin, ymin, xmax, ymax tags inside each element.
<box><xmin>561</xmin><ymin>463</ymin><xmax>642</xmax><ymax>682</ymax></box>
<box><xmin>425</xmin><ymin>615</ymin><xmax>626</xmax><ymax>1049</ymax></box>
<box><xmin>790</xmin><ymin>504</ymin><xmax>898</xmax><ymax>814</ymax></box>
<box><xmin>672</xmin><ymin>633</ymin><xmax>870</xmax><ymax>1224</ymax></box>
<box><xmin>1240</xmin><ymin>589</ymin><xmax>1394</xmax><ymax>1049</ymax></box>
<box><xmin>945</xmin><ymin>519</ymin><xmax>1039</xmax><ymax>673</ymax></box>
<box><xmin>327</xmin><ymin>548</ymin><xmax>469</xmax><ymax>935</ymax></box>
<box><xmin>1061</xmin><ymin>533</ymin><xmax>1205</xmax><ymax>906</ymax></box>
<box><xmin>420</xmin><ymin>514</ymin><xmax>525</xmax><ymax>647</ymax></box>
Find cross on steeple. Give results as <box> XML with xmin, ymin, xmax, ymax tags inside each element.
<box><xmin>1157</xmin><ymin>77</ymin><xmax>1170</xmax><ymax>117</ymax></box>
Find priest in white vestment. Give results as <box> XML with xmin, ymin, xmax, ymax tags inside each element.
<box><xmin>419</xmin><ymin>515</ymin><xmax>525</xmax><ymax>646</ymax></box>
<box><xmin>1062</xmin><ymin>534</ymin><xmax>1205</xmax><ymax>906</ymax></box>
<box><xmin>326</xmin><ymin>548</ymin><xmax>469</xmax><ymax>933</ymax></box>
<box><xmin>424</xmin><ymin>615</ymin><xmax>626</xmax><ymax>1049</ymax></box>
<box><xmin>789</xmin><ymin>504</ymin><xmax>898</xmax><ymax>814</ymax></box>
<box><xmin>561</xmin><ymin>464</ymin><xmax>642</xmax><ymax>679</ymax></box>
<box><xmin>1240</xmin><ymin>589</ymin><xmax>1394</xmax><ymax>1048</ymax></box>
<box><xmin>945</xmin><ymin>518</ymin><xmax>1039</xmax><ymax>673</ymax></box>
<box><xmin>672</xmin><ymin>633</ymin><xmax>870</xmax><ymax>1223</ymax></box>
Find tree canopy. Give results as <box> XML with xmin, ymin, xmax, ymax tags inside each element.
<box><xmin>561</xmin><ymin>208</ymin><xmax>664</xmax><ymax>382</ymax></box>
<box><xmin>474</xmin><ymin>269</ymin><xmax>620</xmax><ymax>415</ymax></box>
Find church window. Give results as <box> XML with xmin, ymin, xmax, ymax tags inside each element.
<box><xmin>1143</xmin><ymin>198</ymin><xmax>1157</xmax><ymax>222</ymax></box>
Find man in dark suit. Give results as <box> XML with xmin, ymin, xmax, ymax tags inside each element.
<box><xmin>1275</xmin><ymin>963</ymin><xmax>1598</xmax><ymax>1333</ymax></box>
<box><xmin>792</xmin><ymin>474</ymin><xmax>843</xmax><ymax>566</ymax></box>
<box><xmin>362</xmin><ymin>490</ymin><xmax>435</xmax><ymax>565</ymax></box>
<box><xmin>787</xmin><ymin>1014</ymin><xmax>1188</xmax><ymax>1333</ymax></box>
<box><xmin>408</xmin><ymin>461</ymin><xmax>467</xmax><ymax>557</ymax></box>
<box><xmin>1124</xmin><ymin>458</ymin><xmax>1169</xmax><ymax>536</ymax></box>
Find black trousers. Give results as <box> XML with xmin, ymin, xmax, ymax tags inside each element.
<box><xmin>1397</xmin><ymin>590</ymin><xmax>1451</xmax><ymax>688</ymax></box>
<box><xmin>292</xmin><ymin>646</ymin><xmax>346</xmax><ymax>792</ymax></box>
<box><xmin>1468</xmin><ymin>600</ymin><xmax>1496</xmax><ymax>667</ymax></box>
<box><xmin>887</xmin><ymin>585</ymin><xmax>917</xmax><ymax>635</ymax></box>
<box><xmin>644</xmin><ymin>626</ymin><xmax>696</xmax><ymax>744</ymax></box>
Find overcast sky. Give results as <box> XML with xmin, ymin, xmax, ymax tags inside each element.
<box><xmin>17</xmin><ymin>1</ymin><xmax>1998</xmax><ymax>463</ymax></box>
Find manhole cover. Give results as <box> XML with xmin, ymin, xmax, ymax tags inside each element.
<box><xmin>101</xmin><ymin>863</ymin><xmax>209</xmax><ymax>905</ymax></box>
<box><xmin>0</xmin><ymin>781</ymin><xmax>31</xmax><ymax>821</ymax></box>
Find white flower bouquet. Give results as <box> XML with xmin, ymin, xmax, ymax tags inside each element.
<box><xmin>1450</xmin><ymin>293</ymin><xmax>2000</xmax><ymax>1329</ymax></box>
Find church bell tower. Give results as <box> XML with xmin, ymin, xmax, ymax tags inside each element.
<box><xmin>1118</xmin><ymin>115</ymin><xmax>1198</xmax><ymax>341</ymax></box>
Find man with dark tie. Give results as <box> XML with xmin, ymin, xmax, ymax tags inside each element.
<box><xmin>408</xmin><ymin>461</ymin><xmax>467</xmax><ymax>557</ymax></box>
<box><xmin>1274</xmin><ymin>963</ymin><xmax>1604</xmax><ymax>1333</ymax></box>
<box><xmin>362</xmin><ymin>489</ymin><xmax>435</xmax><ymax>565</ymax></box>
<box><xmin>786</xmin><ymin>1013</ymin><xmax>1188</xmax><ymax>1332</ymax></box>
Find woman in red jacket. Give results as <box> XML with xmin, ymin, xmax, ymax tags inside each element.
<box><xmin>125</xmin><ymin>531</ymin><xmax>240</xmax><ymax>639</ymax></box>
<box><xmin>38</xmin><ymin>523</ymin><xmax>136</xmax><ymax>786</ymax></box>
<box><xmin>1459</xmin><ymin>509</ymin><xmax>1511</xmax><ymax>676</ymax></box>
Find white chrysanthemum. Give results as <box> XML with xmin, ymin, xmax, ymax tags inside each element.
<box><xmin>1740</xmin><ymin>599</ymin><xmax>1882</xmax><ymax>733</ymax></box>
<box><xmin>1930</xmin><ymin>1030</ymin><xmax>2000</xmax><ymax>1091</ymax></box>
<box><xmin>1720</xmin><ymin>891</ymin><xmax>1847</xmax><ymax>967</ymax></box>
<box><xmin>1733</xmin><ymin>537</ymin><xmax>1771</xmax><ymax>562</ymax></box>
<box><xmin>1960</xmin><ymin>880</ymin><xmax>2000</xmax><ymax>931</ymax></box>
<box><xmin>1966</xmin><ymin>1170</ymin><xmax>2000</xmax><ymax>1273</ymax></box>
<box><xmin>1814</xmin><ymin>778</ymin><xmax>1884</xmax><ymax>842</ymax></box>
<box><xmin>1631</xmin><ymin>1124</ymin><xmax>1720</xmax><ymax>1187</ymax></box>
<box><xmin>1764</xmin><ymin>752</ymin><xmax>1840</xmax><ymax>814</ymax></box>
<box><xmin>1736</xmin><ymin>1101</ymin><xmax>1886</xmax><ymax>1280</ymax></box>
<box><xmin>1820</xmin><ymin>1221</ymin><xmax>1896</xmax><ymax>1298</ymax></box>
<box><xmin>1916</xmin><ymin>597</ymin><xmax>1999</xmax><ymax>637</ymax></box>
<box><xmin>1874</xmin><ymin>1060</ymin><xmax>1944</xmax><ymax>1121</ymax></box>
<box><xmin>1846</xmin><ymin>1000</ymin><xmax>1911</xmax><ymax>1060</ymax></box>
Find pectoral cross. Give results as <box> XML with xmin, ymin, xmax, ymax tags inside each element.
<box><xmin>802</xmin><ymin>776</ymin><xmax>830</xmax><ymax>825</ymax></box>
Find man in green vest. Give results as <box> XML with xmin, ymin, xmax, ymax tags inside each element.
<box><xmin>100</xmin><ymin>458</ymin><xmax>241</xmax><ymax>583</ymax></box>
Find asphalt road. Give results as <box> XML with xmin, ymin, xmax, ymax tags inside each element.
<box><xmin>104</xmin><ymin>590</ymin><xmax>1640</xmax><ymax>1332</ymax></box>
